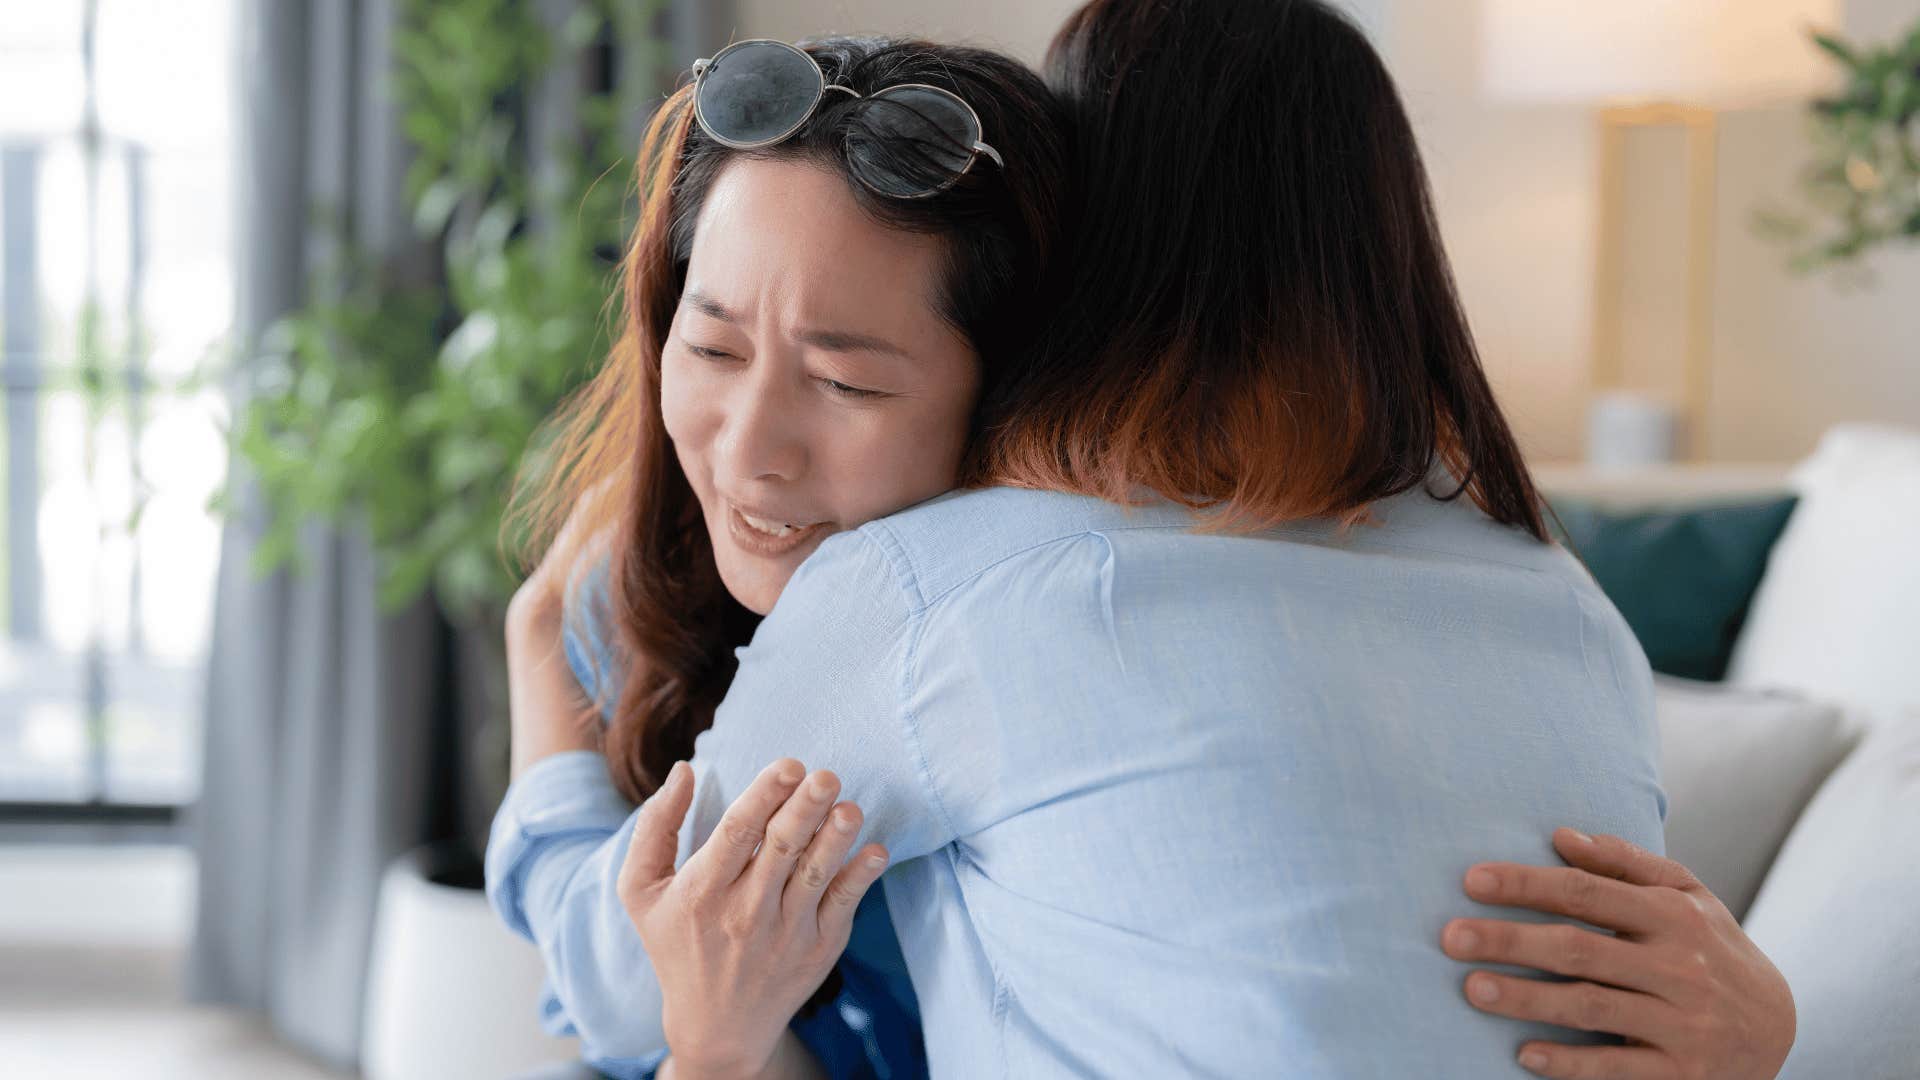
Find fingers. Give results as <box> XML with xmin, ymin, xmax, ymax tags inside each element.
<box><xmin>683</xmin><ymin>758</ymin><xmax>806</xmax><ymax>891</ymax></box>
<box><xmin>1462</xmin><ymin>971</ymin><xmax>1669</xmax><ymax>1043</ymax></box>
<box><xmin>816</xmin><ymin>843</ymin><xmax>888</xmax><ymax>942</ymax></box>
<box><xmin>1514</xmin><ymin>1040</ymin><xmax>1677</xmax><ymax>1080</ymax></box>
<box><xmin>620</xmin><ymin>761</ymin><xmax>694</xmax><ymax>901</ymax></box>
<box><xmin>1463</xmin><ymin>863</ymin><xmax>1664</xmax><ymax>936</ymax></box>
<box><xmin>552</xmin><ymin>476</ymin><xmax>619</xmax><ymax>555</ymax></box>
<box><xmin>744</xmin><ymin>769</ymin><xmax>841</xmax><ymax>895</ymax></box>
<box><xmin>1440</xmin><ymin>919</ymin><xmax>1672</xmax><ymax>998</ymax></box>
<box><xmin>783</xmin><ymin>801</ymin><xmax>864</xmax><ymax>918</ymax></box>
<box><xmin>1552</xmin><ymin>829</ymin><xmax>1701</xmax><ymax>893</ymax></box>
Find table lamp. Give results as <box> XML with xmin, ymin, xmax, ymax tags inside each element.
<box><xmin>1480</xmin><ymin>0</ymin><xmax>1839</xmax><ymax>462</ymax></box>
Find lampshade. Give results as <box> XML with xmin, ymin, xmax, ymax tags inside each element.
<box><xmin>1480</xmin><ymin>0</ymin><xmax>1842</xmax><ymax>106</ymax></box>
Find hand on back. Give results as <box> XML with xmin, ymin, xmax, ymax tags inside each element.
<box><xmin>1445</xmin><ymin>828</ymin><xmax>1793</xmax><ymax>1080</ymax></box>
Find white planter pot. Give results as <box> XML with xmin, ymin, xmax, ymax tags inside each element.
<box><xmin>361</xmin><ymin>845</ymin><xmax>580</xmax><ymax>1080</ymax></box>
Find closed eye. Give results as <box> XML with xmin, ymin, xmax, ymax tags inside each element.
<box><xmin>819</xmin><ymin>377</ymin><xmax>885</xmax><ymax>400</ymax></box>
<box><xmin>685</xmin><ymin>341</ymin><xmax>881</xmax><ymax>398</ymax></box>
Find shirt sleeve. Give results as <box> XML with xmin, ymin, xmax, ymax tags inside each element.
<box><xmin>486</xmin><ymin>755</ymin><xmax>670</xmax><ymax>1075</ymax></box>
<box><xmin>484</xmin><ymin>527</ymin><xmax>947</xmax><ymax>1075</ymax></box>
<box><xmin>483</xmin><ymin>552</ymin><xmax>663</xmax><ymax>1073</ymax></box>
<box><xmin>679</xmin><ymin>525</ymin><xmax>958</xmax><ymax>866</ymax></box>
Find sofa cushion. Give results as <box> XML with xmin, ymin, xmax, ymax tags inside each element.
<box><xmin>1549</xmin><ymin>495</ymin><xmax>1797</xmax><ymax>681</ymax></box>
<box><xmin>1652</xmin><ymin>677</ymin><xmax>1858</xmax><ymax>921</ymax></box>
<box><xmin>1727</xmin><ymin>424</ymin><xmax>1920</xmax><ymax>718</ymax></box>
<box><xmin>1742</xmin><ymin>713</ymin><xmax>1920</xmax><ymax>1078</ymax></box>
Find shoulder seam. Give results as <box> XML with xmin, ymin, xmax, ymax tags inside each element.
<box><xmin>873</xmin><ymin>518</ymin><xmax>1196</xmax><ymax>615</ymax></box>
<box><xmin>860</xmin><ymin>518</ymin><xmax>928</xmax><ymax>614</ymax></box>
<box><xmin>853</xmin><ymin>521</ymin><xmax>962</xmax><ymax>843</ymax></box>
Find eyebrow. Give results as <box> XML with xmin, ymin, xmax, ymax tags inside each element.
<box><xmin>683</xmin><ymin>290</ymin><xmax>915</xmax><ymax>362</ymax></box>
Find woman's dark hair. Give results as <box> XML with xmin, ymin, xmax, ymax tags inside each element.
<box><xmin>967</xmin><ymin>0</ymin><xmax>1547</xmax><ymax>539</ymax></box>
<box><xmin>507</xmin><ymin>36</ymin><xmax>1069</xmax><ymax>803</ymax></box>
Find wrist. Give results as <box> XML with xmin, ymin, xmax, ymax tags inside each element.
<box><xmin>662</xmin><ymin>1050</ymin><xmax>774</xmax><ymax>1080</ymax></box>
<box><xmin>662</xmin><ymin>1022</ymin><xmax>782</xmax><ymax>1080</ymax></box>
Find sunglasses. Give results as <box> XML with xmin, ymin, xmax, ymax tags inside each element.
<box><xmin>689</xmin><ymin>38</ymin><xmax>1005</xmax><ymax>199</ymax></box>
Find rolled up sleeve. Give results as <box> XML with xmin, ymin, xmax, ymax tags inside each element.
<box><xmin>485</xmin><ymin>750</ymin><xmax>630</xmax><ymax>939</ymax></box>
<box><xmin>484</xmin><ymin>752</ymin><xmax>670</xmax><ymax>1077</ymax></box>
<box><xmin>483</xmin><ymin>531</ymin><xmax>941</xmax><ymax>1078</ymax></box>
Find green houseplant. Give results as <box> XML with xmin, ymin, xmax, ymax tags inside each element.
<box><xmin>220</xmin><ymin>0</ymin><xmax>667</xmax><ymax>621</ymax></box>
<box><xmin>1761</xmin><ymin>18</ymin><xmax>1920</xmax><ymax>273</ymax></box>
<box><xmin>213</xmin><ymin>0</ymin><xmax>669</xmax><ymax>826</ymax></box>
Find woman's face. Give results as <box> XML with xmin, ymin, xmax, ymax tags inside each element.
<box><xmin>661</xmin><ymin>158</ymin><xmax>981</xmax><ymax>615</ymax></box>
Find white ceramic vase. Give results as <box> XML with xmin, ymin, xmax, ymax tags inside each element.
<box><xmin>361</xmin><ymin>845</ymin><xmax>580</xmax><ymax>1080</ymax></box>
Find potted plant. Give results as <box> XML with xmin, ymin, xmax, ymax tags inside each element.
<box><xmin>214</xmin><ymin>0</ymin><xmax>666</xmax><ymax>835</ymax></box>
<box><xmin>1759</xmin><ymin>17</ymin><xmax>1920</xmax><ymax>275</ymax></box>
<box><xmin>210</xmin><ymin>1</ymin><xmax>666</xmax><ymax>1070</ymax></box>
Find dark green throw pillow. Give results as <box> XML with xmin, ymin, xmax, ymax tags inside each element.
<box><xmin>1547</xmin><ymin>495</ymin><xmax>1798</xmax><ymax>682</ymax></box>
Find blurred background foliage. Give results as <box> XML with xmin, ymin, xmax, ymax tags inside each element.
<box><xmin>1761</xmin><ymin>16</ymin><xmax>1920</xmax><ymax>274</ymax></box>
<box><xmin>214</xmin><ymin>0</ymin><xmax>668</xmax><ymax>627</ymax></box>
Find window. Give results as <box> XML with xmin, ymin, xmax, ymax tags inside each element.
<box><xmin>0</xmin><ymin>0</ymin><xmax>234</xmax><ymax>811</ymax></box>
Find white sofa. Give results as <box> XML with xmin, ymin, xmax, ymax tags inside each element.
<box><xmin>1539</xmin><ymin>423</ymin><xmax>1920</xmax><ymax>1079</ymax></box>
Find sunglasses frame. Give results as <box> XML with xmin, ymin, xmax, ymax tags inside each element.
<box><xmin>690</xmin><ymin>38</ymin><xmax>1004</xmax><ymax>199</ymax></box>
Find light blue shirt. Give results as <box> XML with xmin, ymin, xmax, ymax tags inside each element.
<box><xmin>488</xmin><ymin>481</ymin><xmax>1665</xmax><ymax>1077</ymax></box>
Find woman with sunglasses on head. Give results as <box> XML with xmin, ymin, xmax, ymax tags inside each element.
<box><xmin>496</xmin><ymin>35</ymin><xmax>1064</xmax><ymax>1080</ymax></box>
<box><xmin>495</xmin><ymin>14</ymin><xmax>1793</xmax><ymax>1080</ymax></box>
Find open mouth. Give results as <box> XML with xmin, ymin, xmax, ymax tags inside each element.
<box><xmin>736</xmin><ymin>510</ymin><xmax>812</xmax><ymax>538</ymax></box>
<box><xmin>726</xmin><ymin>503</ymin><xmax>831</xmax><ymax>555</ymax></box>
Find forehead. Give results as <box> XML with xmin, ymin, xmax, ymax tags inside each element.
<box><xmin>685</xmin><ymin>157</ymin><xmax>948</xmax><ymax>329</ymax></box>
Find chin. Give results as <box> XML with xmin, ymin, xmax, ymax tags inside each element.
<box><xmin>714</xmin><ymin>556</ymin><xmax>791</xmax><ymax>617</ymax></box>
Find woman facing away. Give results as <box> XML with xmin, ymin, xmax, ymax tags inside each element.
<box><xmin>492</xmin><ymin>8</ymin><xmax>1794</xmax><ymax>1080</ymax></box>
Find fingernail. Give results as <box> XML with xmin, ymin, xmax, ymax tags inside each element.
<box><xmin>809</xmin><ymin>773</ymin><xmax>834</xmax><ymax>798</ymax></box>
<box><xmin>777</xmin><ymin>762</ymin><xmax>804</xmax><ymax>785</ymax></box>
<box><xmin>1465</xmin><ymin>867</ymin><xmax>1499</xmax><ymax>896</ymax></box>
<box><xmin>1565</xmin><ymin>828</ymin><xmax>1593</xmax><ymax>844</ymax></box>
<box><xmin>1446</xmin><ymin>925</ymin><xmax>1479</xmax><ymax>953</ymax></box>
<box><xmin>1469</xmin><ymin>975</ymin><xmax>1500</xmax><ymax>1004</ymax></box>
<box><xmin>1519</xmin><ymin>1048</ymin><xmax>1548</xmax><ymax>1070</ymax></box>
<box><xmin>834</xmin><ymin>809</ymin><xmax>858</xmax><ymax>833</ymax></box>
<box><xmin>866</xmin><ymin>854</ymin><xmax>887</xmax><ymax>869</ymax></box>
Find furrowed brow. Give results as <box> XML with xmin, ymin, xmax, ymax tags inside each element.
<box><xmin>683</xmin><ymin>291</ymin><xmax>737</xmax><ymax>322</ymax></box>
<box><xmin>797</xmin><ymin>328</ymin><xmax>913</xmax><ymax>362</ymax></box>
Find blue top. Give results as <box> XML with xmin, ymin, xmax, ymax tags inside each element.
<box><xmin>488</xmin><ymin>481</ymin><xmax>1665</xmax><ymax>1077</ymax></box>
<box><xmin>488</xmin><ymin>558</ymin><xmax>925</xmax><ymax>1078</ymax></box>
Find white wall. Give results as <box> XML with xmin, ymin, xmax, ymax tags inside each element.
<box><xmin>1384</xmin><ymin>0</ymin><xmax>1596</xmax><ymax>459</ymax></box>
<box><xmin>1388</xmin><ymin>0</ymin><xmax>1920</xmax><ymax>462</ymax></box>
<box><xmin>1710</xmin><ymin>102</ymin><xmax>1920</xmax><ymax>460</ymax></box>
<box><xmin>734</xmin><ymin>0</ymin><xmax>1079</xmax><ymax>62</ymax></box>
<box><xmin>733</xmin><ymin>0</ymin><xmax>1920</xmax><ymax>462</ymax></box>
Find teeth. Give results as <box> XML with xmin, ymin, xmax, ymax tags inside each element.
<box><xmin>739</xmin><ymin>511</ymin><xmax>804</xmax><ymax>537</ymax></box>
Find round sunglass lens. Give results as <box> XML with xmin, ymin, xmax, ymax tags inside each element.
<box><xmin>846</xmin><ymin>86</ymin><xmax>981</xmax><ymax>197</ymax></box>
<box><xmin>696</xmin><ymin>41</ymin><xmax>821</xmax><ymax>147</ymax></box>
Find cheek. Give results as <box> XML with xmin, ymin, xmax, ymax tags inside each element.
<box><xmin>832</xmin><ymin>404</ymin><xmax>971</xmax><ymax>518</ymax></box>
<box><xmin>657</xmin><ymin>355</ymin><xmax>711</xmax><ymax>470</ymax></box>
<box><xmin>900</xmin><ymin>368</ymin><xmax>979</xmax><ymax>487</ymax></box>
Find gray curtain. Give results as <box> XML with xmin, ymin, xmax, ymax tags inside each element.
<box><xmin>189</xmin><ymin>0</ymin><xmax>724</xmax><ymax>1069</ymax></box>
<box><xmin>187</xmin><ymin>0</ymin><xmax>442</xmax><ymax>1068</ymax></box>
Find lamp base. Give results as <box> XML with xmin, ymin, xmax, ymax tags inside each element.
<box><xmin>1587</xmin><ymin>390</ymin><xmax>1683</xmax><ymax>468</ymax></box>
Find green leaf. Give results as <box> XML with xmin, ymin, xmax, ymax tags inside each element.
<box><xmin>413</xmin><ymin>177</ymin><xmax>466</xmax><ymax>237</ymax></box>
<box><xmin>213</xmin><ymin>0</ymin><xmax>653</xmax><ymax>617</ymax></box>
<box><xmin>1812</xmin><ymin>31</ymin><xmax>1861</xmax><ymax>69</ymax></box>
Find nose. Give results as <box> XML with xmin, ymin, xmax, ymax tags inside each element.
<box><xmin>712</xmin><ymin>359</ymin><xmax>808</xmax><ymax>485</ymax></box>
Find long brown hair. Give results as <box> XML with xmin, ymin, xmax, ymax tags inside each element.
<box><xmin>506</xmin><ymin>37</ymin><xmax>1070</xmax><ymax>802</ymax></box>
<box><xmin>966</xmin><ymin>0</ymin><xmax>1547</xmax><ymax>538</ymax></box>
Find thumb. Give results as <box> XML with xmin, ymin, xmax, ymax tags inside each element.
<box><xmin>620</xmin><ymin>761</ymin><xmax>694</xmax><ymax>899</ymax></box>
